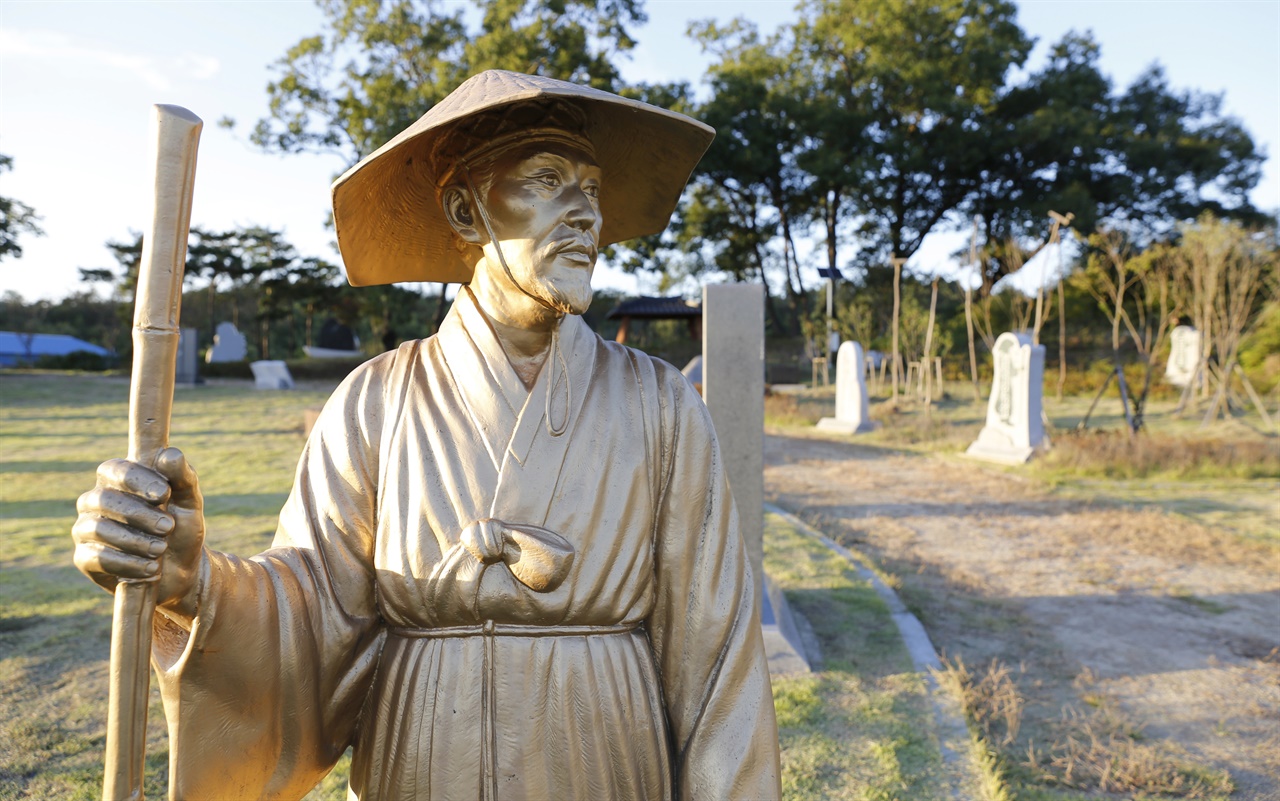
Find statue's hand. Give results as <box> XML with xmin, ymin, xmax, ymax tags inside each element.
<box><xmin>72</xmin><ymin>447</ymin><xmax>206</xmax><ymax>621</ymax></box>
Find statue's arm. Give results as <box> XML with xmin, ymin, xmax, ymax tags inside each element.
<box><xmin>73</xmin><ymin>353</ymin><xmax>398</xmax><ymax>800</ymax></box>
<box><xmin>646</xmin><ymin>370</ymin><xmax>782</xmax><ymax>800</ymax></box>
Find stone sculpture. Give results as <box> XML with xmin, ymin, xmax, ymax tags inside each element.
<box><xmin>817</xmin><ymin>341</ymin><xmax>875</xmax><ymax>434</ymax></box>
<box><xmin>1165</xmin><ymin>325</ymin><xmax>1201</xmax><ymax>388</ymax></box>
<box><xmin>72</xmin><ymin>70</ymin><xmax>780</xmax><ymax>800</ymax></box>
<box><xmin>966</xmin><ymin>331</ymin><xmax>1047</xmax><ymax>464</ymax></box>
<box><xmin>205</xmin><ymin>321</ymin><xmax>246</xmax><ymax>362</ymax></box>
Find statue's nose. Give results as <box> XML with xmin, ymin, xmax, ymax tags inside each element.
<box><xmin>563</xmin><ymin>186</ymin><xmax>600</xmax><ymax>232</ymax></box>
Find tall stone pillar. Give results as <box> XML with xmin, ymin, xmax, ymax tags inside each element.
<box><xmin>701</xmin><ymin>283</ymin><xmax>764</xmax><ymax>603</ymax></box>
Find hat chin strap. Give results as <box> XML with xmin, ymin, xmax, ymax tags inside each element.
<box><xmin>463</xmin><ymin>165</ymin><xmax>571</xmax><ymax>437</ymax></box>
<box><xmin>463</xmin><ymin>165</ymin><xmax>560</xmax><ymax>316</ymax></box>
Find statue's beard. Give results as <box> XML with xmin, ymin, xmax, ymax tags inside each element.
<box><xmin>536</xmin><ymin>279</ymin><xmax>593</xmax><ymax>316</ymax></box>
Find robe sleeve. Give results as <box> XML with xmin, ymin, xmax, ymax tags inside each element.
<box><xmin>149</xmin><ymin>353</ymin><xmax>397</xmax><ymax>801</ymax></box>
<box><xmin>646</xmin><ymin>365</ymin><xmax>782</xmax><ymax>800</ymax></box>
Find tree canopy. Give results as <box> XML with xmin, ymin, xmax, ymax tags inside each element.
<box><xmin>248</xmin><ymin>0</ymin><xmax>647</xmax><ymax>164</ymax></box>
<box><xmin>0</xmin><ymin>154</ymin><xmax>44</xmax><ymax>262</ymax></box>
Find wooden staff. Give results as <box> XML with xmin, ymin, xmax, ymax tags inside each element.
<box><xmin>105</xmin><ymin>104</ymin><xmax>202</xmax><ymax>801</ymax></box>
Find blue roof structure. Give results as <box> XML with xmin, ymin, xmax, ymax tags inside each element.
<box><xmin>0</xmin><ymin>331</ymin><xmax>113</xmax><ymax>366</ymax></box>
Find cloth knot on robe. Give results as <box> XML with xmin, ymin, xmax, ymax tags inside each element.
<box><xmin>458</xmin><ymin>518</ymin><xmax>576</xmax><ymax>592</ymax></box>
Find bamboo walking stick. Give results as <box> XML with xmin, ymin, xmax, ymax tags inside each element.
<box><xmin>104</xmin><ymin>104</ymin><xmax>202</xmax><ymax>801</ymax></box>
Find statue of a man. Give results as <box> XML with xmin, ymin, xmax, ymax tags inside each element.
<box><xmin>72</xmin><ymin>71</ymin><xmax>780</xmax><ymax>800</ymax></box>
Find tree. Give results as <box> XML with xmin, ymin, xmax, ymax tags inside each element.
<box><xmin>1172</xmin><ymin>215</ymin><xmax>1277</xmax><ymax>426</ymax></box>
<box><xmin>247</xmin><ymin>0</ymin><xmax>646</xmax><ymax>165</ymax></box>
<box><xmin>0</xmin><ymin>154</ymin><xmax>44</xmax><ymax>261</ymax></box>
<box><xmin>796</xmin><ymin>0</ymin><xmax>1033</xmax><ymax>272</ymax></box>
<box><xmin>976</xmin><ymin>32</ymin><xmax>1265</xmax><ymax>244</ymax></box>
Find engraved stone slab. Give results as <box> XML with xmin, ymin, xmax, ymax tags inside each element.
<box><xmin>817</xmin><ymin>341</ymin><xmax>876</xmax><ymax>434</ymax></box>
<box><xmin>1165</xmin><ymin>325</ymin><xmax>1201</xmax><ymax>388</ymax></box>
<box><xmin>250</xmin><ymin>360</ymin><xmax>295</xmax><ymax>390</ymax></box>
<box><xmin>206</xmin><ymin>321</ymin><xmax>247</xmax><ymax>363</ymax></box>
<box><xmin>175</xmin><ymin>328</ymin><xmax>198</xmax><ymax>385</ymax></box>
<box><xmin>966</xmin><ymin>332</ymin><xmax>1046</xmax><ymax>464</ymax></box>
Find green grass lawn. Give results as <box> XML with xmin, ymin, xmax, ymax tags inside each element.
<box><xmin>0</xmin><ymin>371</ymin><xmax>949</xmax><ymax>800</ymax></box>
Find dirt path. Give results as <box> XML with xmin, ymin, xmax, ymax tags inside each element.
<box><xmin>764</xmin><ymin>429</ymin><xmax>1280</xmax><ymax>799</ymax></box>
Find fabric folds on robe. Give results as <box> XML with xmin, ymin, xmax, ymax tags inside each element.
<box><xmin>151</xmin><ymin>290</ymin><xmax>781</xmax><ymax>801</ymax></box>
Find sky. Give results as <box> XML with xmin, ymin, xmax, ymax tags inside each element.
<box><xmin>1</xmin><ymin>0</ymin><xmax>1277</xmax><ymax>305</ymax></box>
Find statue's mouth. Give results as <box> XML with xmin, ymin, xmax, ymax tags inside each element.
<box><xmin>554</xmin><ymin>240</ymin><xmax>598</xmax><ymax>264</ymax></box>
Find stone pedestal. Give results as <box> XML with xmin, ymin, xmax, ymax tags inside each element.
<box><xmin>966</xmin><ymin>332</ymin><xmax>1046</xmax><ymax>465</ymax></box>
<box><xmin>1165</xmin><ymin>325</ymin><xmax>1201</xmax><ymax>388</ymax></box>
<box><xmin>817</xmin><ymin>341</ymin><xmax>876</xmax><ymax>434</ymax></box>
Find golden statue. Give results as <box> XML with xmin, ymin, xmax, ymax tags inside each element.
<box><xmin>73</xmin><ymin>71</ymin><xmax>781</xmax><ymax>800</ymax></box>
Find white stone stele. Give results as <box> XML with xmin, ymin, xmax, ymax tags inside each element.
<box><xmin>250</xmin><ymin>360</ymin><xmax>295</xmax><ymax>390</ymax></box>
<box><xmin>965</xmin><ymin>331</ymin><xmax>1047</xmax><ymax>465</ymax></box>
<box><xmin>701</xmin><ymin>283</ymin><xmax>810</xmax><ymax>675</ymax></box>
<box><xmin>680</xmin><ymin>354</ymin><xmax>703</xmax><ymax>387</ymax></box>
<box><xmin>206</xmin><ymin>321</ymin><xmax>247</xmax><ymax>363</ymax></box>
<box><xmin>816</xmin><ymin>341</ymin><xmax>876</xmax><ymax>434</ymax></box>
<box><xmin>175</xmin><ymin>327</ymin><xmax>198</xmax><ymax>385</ymax></box>
<box><xmin>1165</xmin><ymin>325</ymin><xmax>1201</xmax><ymax>388</ymax></box>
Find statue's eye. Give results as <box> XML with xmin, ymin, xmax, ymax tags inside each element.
<box><xmin>583</xmin><ymin>183</ymin><xmax>600</xmax><ymax>199</ymax></box>
<box><xmin>534</xmin><ymin>172</ymin><xmax>561</xmax><ymax>188</ymax></box>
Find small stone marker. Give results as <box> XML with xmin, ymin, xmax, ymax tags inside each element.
<box><xmin>175</xmin><ymin>328</ymin><xmax>198</xmax><ymax>385</ymax></box>
<box><xmin>966</xmin><ymin>332</ymin><xmax>1046</xmax><ymax>464</ymax></box>
<box><xmin>250</xmin><ymin>360</ymin><xmax>295</xmax><ymax>390</ymax></box>
<box><xmin>1165</xmin><ymin>325</ymin><xmax>1201</xmax><ymax>388</ymax></box>
<box><xmin>206</xmin><ymin>322</ymin><xmax>247</xmax><ymax>363</ymax></box>
<box><xmin>817</xmin><ymin>341</ymin><xmax>875</xmax><ymax>434</ymax></box>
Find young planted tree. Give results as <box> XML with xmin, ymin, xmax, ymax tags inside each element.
<box><xmin>1075</xmin><ymin>227</ymin><xmax>1140</xmax><ymax>432</ymax></box>
<box><xmin>1173</xmin><ymin>216</ymin><xmax>1277</xmax><ymax>427</ymax></box>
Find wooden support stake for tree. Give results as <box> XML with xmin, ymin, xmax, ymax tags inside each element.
<box><xmin>1232</xmin><ymin>364</ymin><xmax>1275</xmax><ymax>430</ymax></box>
<box><xmin>965</xmin><ymin>218</ymin><xmax>982</xmax><ymax>402</ymax></box>
<box><xmin>922</xmin><ymin>277</ymin><xmax>939</xmax><ymax>407</ymax></box>
<box><xmin>890</xmin><ymin>255</ymin><xmax>907</xmax><ymax>407</ymax></box>
<box><xmin>1077</xmin><ymin>370</ymin><xmax>1116</xmax><ymax>431</ymax></box>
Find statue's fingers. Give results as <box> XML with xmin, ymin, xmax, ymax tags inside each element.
<box><xmin>96</xmin><ymin>458</ymin><xmax>171</xmax><ymax>505</ymax></box>
<box><xmin>77</xmin><ymin>487</ymin><xmax>176</xmax><ymax>536</ymax></box>
<box><xmin>155</xmin><ymin>448</ymin><xmax>202</xmax><ymax>510</ymax></box>
<box><xmin>74</xmin><ymin>540</ymin><xmax>160</xmax><ymax>583</ymax></box>
<box><xmin>73</xmin><ymin>515</ymin><xmax>168</xmax><ymax>559</ymax></box>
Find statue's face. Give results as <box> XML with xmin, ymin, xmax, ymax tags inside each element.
<box><xmin>477</xmin><ymin>142</ymin><xmax>602</xmax><ymax>315</ymax></box>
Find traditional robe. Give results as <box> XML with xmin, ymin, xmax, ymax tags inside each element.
<box><xmin>151</xmin><ymin>290</ymin><xmax>780</xmax><ymax>800</ymax></box>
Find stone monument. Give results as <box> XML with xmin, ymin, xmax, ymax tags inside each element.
<box><xmin>817</xmin><ymin>341</ymin><xmax>875</xmax><ymax>434</ymax></box>
<box><xmin>174</xmin><ymin>328</ymin><xmax>198</xmax><ymax>385</ymax></box>
<box><xmin>249</xmin><ymin>359</ymin><xmax>295</xmax><ymax>390</ymax></box>
<box><xmin>72</xmin><ymin>70</ymin><xmax>780</xmax><ymax>800</ymax></box>
<box><xmin>205</xmin><ymin>321</ymin><xmax>246</xmax><ymax>362</ymax></box>
<box><xmin>701</xmin><ymin>283</ymin><xmax>810</xmax><ymax>675</ymax></box>
<box><xmin>1165</xmin><ymin>325</ymin><xmax>1201</xmax><ymax>388</ymax></box>
<box><xmin>966</xmin><ymin>331</ymin><xmax>1046</xmax><ymax>464</ymax></box>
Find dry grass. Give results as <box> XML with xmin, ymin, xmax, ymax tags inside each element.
<box><xmin>1025</xmin><ymin>704</ymin><xmax>1235</xmax><ymax>799</ymax></box>
<box><xmin>1041</xmin><ymin>429</ymin><xmax>1280</xmax><ymax>480</ymax></box>
<box><xmin>936</xmin><ymin>657</ymin><xmax>1235</xmax><ymax>800</ymax></box>
<box><xmin>934</xmin><ymin>656</ymin><xmax>1024</xmax><ymax>747</ymax></box>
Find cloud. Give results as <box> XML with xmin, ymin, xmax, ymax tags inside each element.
<box><xmin>0</xmin><ymin>28</ymin><xmax>220</xmax><ymax>91</ymax></box>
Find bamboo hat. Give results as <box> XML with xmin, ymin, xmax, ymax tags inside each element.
<box><xmin>331</xmin><ymin>70</ymin><xmax>715</xmax><ymax>286</ymax></box>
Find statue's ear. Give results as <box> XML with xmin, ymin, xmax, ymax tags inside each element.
<box><xmin>442</xmin><ymin>186</ymin><xmax>484</xmax><ymax>245</ymax></box>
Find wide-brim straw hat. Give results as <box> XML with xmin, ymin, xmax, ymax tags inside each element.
<box><xmin>331</xmin><ymin>70</ymin><xmax>715</xmax><ymax>286</ymax></box>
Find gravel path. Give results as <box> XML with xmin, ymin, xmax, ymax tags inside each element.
<box><xmin>764</xmin><ymin>429</ymin><xmax>1280</xmax><ymax>799</ymax></box>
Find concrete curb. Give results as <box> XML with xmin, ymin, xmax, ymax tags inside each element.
<box><xmin>764</xmin><ymin>503</ymin><xmax>980</xmax><ymax>801</ymax></box>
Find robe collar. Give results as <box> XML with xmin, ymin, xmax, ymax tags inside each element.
<box><xmin>437</xmin><ymin>287</ymin><xmax>596</xmax><ymax>473</ymax></box>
